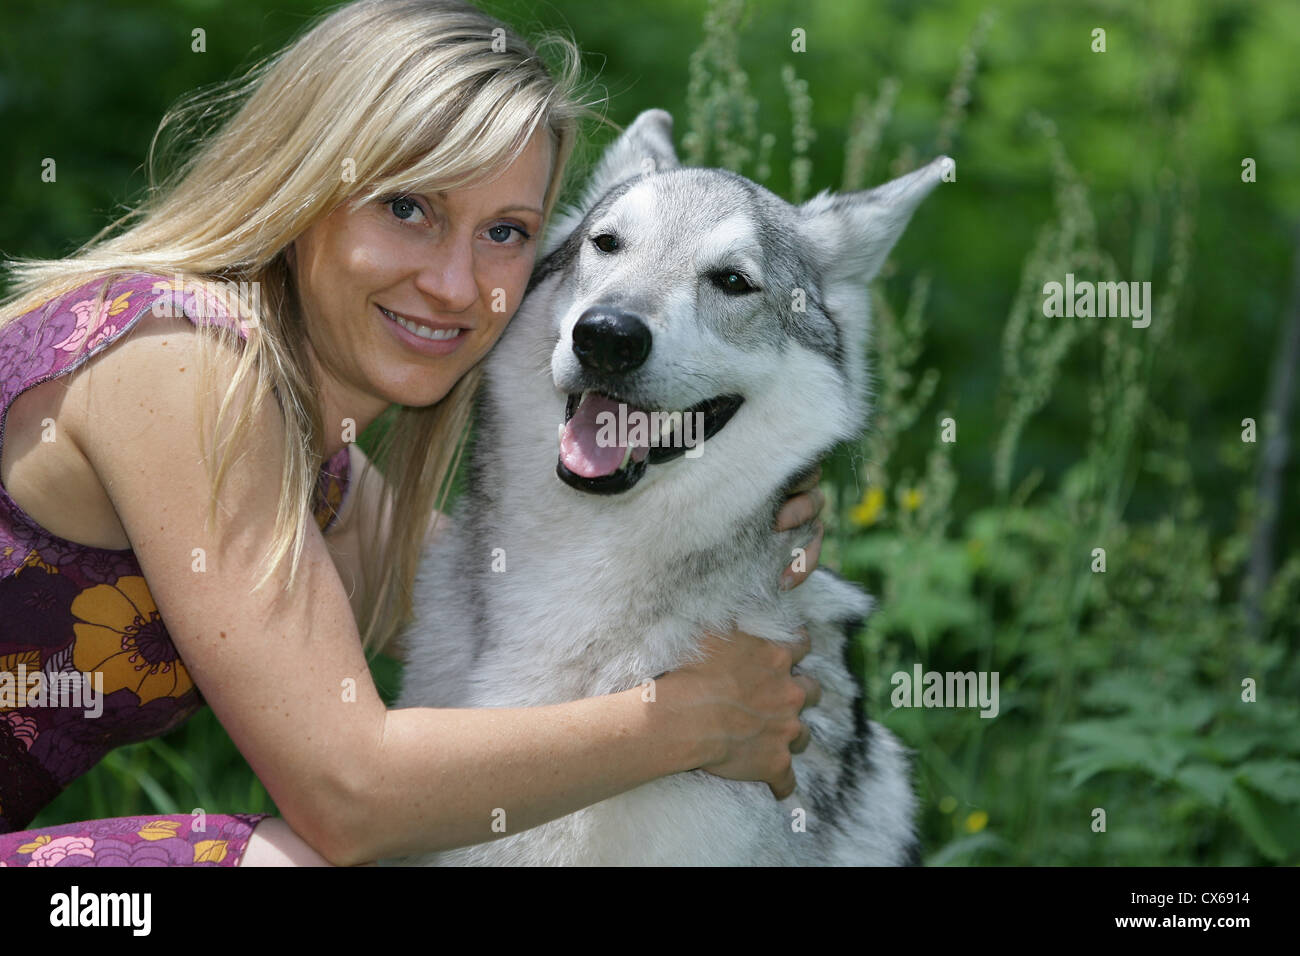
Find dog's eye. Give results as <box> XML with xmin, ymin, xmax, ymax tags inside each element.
<box><xmin>591</xmin><ymin>233</ymin><xmax>619</xmax><ymax>253</ymax></box>
<box><xmin>711</xmin><ymin>270</ymin><xmax>756</xmax><ymax>295</ymax></box>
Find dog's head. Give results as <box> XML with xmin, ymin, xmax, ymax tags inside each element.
<box><xmin>533</xmin><ymin>109</ymin><xmax>948</xmax><ymax>499</ymax></box>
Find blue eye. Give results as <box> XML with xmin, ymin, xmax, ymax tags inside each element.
<box><xmin>487</xmin><ymin>223</ymin><xmax>530</xmax><ymax>245</ymax></box>
<box><xmin>389</xmin><ymin>196</ymin><xmax>422</xmax><ymax>221</ymax></box>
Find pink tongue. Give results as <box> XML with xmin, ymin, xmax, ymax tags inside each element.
<box><xmin>560</xmin><ymin>393</ymin><xmax>651</xmax><ymax>478</ymax></box>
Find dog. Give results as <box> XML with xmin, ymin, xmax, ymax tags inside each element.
<box><xmin>389</xmin><ymin>109</ymin><xmax>948</xmax><ymax>865</ymax></box>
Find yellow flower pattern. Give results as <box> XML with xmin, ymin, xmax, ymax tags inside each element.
<box><xmin>71</xmin><ymin>576</ymin><xmax>195</xmax><ymax>705</ymax></box>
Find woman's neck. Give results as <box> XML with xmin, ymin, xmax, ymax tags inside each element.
<box><xmin>305</xmin><ymin>343</ymin><xmax>390</xmax><ymax>459</ymax></box>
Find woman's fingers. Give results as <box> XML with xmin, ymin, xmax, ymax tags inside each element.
<box><xmin>789</xmin><ymin>722</ymin><xmax>813</xmax><ymax>755</ymax></box>
<box><xmin>769</xmin><ymin>763</ymin><xmax>798</xmax><ymax>800</ymax></box>
<box><xmin>794</xmin><ymin>673</ymin><xmax>822</xmax><ymax>710</ymax></box>
<box><xmin>789</xmin><ymin>627</ymin><xmax>812</xmax><ymax>665</ymax></box>
<box><xmin>774</xmin><ymin>486</ymin><xmax>825</xmax><ymax>532</ymax></box>
<box><xmin>688</xmin><ymin>625</ymin><xmax>822</xmax><ymax>800</ymax></box>
<box><xmin>787</xmin><ymin>674</ymin><xmax>820</xmax><ymax>757</ymax></box>
<box><xmin>779</xmin><ymin>521</ymin><xmax>823</xmax><ymax>591</ymax></box>
<box><xmin>775</xmin><ymin>464</ymin><xmax>826</xmax><ymax>593</ymax></box>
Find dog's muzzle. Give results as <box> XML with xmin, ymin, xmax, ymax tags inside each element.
<box><xmin>555</xmin><ymin>306</ymin><xmax>744</xmax><ymax>495</ymax></box>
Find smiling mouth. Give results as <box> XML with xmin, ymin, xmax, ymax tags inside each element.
<box><xmin>378</xmin><ymin>304</ymin><xmax>466</xmax><ymax>341</ymax></box>
<box><xmin>556</xmin><ymin>390</ymin><xmax>744</xmax><ymax>495</ymax></box>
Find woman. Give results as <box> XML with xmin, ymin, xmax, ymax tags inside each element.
<box><xmin>0</xmin><ymin>0</ymin><xmax>827</xmax><ymax>867</ymax></box>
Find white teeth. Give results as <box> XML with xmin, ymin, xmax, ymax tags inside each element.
<box><xmin>659</xmin><ymin>413</ymin><xmax>677</xmax><ymax>444</ymax></box>
<box><xmin>382</xmin><ymin>307</ymin><xmax>462</xmax><ymax>341</ymax></box>
<box><xmin>620</xmin><ymin>444</ymin><xmax>633</xmax><ymax>470</ymax></box>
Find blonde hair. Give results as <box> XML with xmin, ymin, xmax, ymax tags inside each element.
<box><xmin>0</xmin><ymin>0</ymin><xmax>605</xmax><ymax>654</ymax></box>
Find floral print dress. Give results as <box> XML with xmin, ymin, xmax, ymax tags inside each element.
<box><xmin>0</xmin><ymin>273</ymin><xmax>351</xmax><ymax>865</ymax></box>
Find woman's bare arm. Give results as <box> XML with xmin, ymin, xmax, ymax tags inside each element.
<box><xmin>72</xmin><ymin>319</ymin><xmax>800</xmax><ymax>866</ymax></box>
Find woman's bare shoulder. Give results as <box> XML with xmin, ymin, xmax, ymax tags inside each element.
<box><xmin>1</xmin><ymin>307</ymin><xmax>249</xmax><ymax>550</ymax></box>
<box><xmin>62</xmin><ymin>308</ymin><xmax>252</xmax><ymax>459</ymax></box>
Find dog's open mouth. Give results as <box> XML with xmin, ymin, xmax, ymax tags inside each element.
<box><xmin>556</xmin><ymin>390</ymin><xmax>744</xmax><ymax>494</ymax></box>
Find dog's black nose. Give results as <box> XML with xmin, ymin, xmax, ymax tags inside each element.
<box><xmin>572</xmin><ymin>308</ymin><xmax>652</xmax><ymax>374</ymax></box>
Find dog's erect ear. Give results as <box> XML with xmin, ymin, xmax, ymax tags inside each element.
<box><xmin>579</xmin><ymin>108</ymin><xmax>681</xmax><ymax>209</ymax></box>
<box><xmin>541</xmin><ymin>109</ymin><xmax>681</xmax><ymax>258</ymax></box>
<box><xmin>799</xmin><ymin>156</ymin><xmax>951</xmax><ymax>285</ymax></box>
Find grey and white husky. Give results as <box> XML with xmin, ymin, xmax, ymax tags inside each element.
<box><xmin>391</xmin><ymin>109</ymin><xmax>948</xmax><ymax>866</ymax></box>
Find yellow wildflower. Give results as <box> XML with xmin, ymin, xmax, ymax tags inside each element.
<box><xmin>850</xmin><ymin>487</ymin><xmax>885</xmax><ymax>526</ymax></box>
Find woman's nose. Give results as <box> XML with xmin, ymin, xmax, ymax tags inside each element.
<box><xmin>414</xmin><ymin>237</ymin><xmax>478</xmax><ymax>313</ymax></box>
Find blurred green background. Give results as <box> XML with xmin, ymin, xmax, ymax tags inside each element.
<box><xmin>3</xmin><ymin>0</ymin><xmax>1298</xmax><ymax>864</ymax></box>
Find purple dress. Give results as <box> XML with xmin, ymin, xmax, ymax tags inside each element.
<box><xmin>0</xmin><ymin>273</ymin><xmax>352</xmax><ymax>865</ymax></box>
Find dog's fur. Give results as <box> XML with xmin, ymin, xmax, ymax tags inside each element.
<box><xmin>389</xmin><ymin>110</ymin><xmax>947</xmax><ymax>865</ymax></box>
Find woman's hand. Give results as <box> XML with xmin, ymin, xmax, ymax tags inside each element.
<box><xmin>775</xmin><ymin>464</ymin><xmax>826</xmax><ymax>591</ymax></box>
<box><xmin>662</xmin><ymin>627</ymin><xmax>821</xmax><ymax>799</ymax></box>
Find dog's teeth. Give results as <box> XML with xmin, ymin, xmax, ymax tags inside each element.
<box><xmin>659</xmin><ymin>414</ymin><xmax>676</xmax><ymax>444</ymax></box>
<box><xmin>558</xmin><ymin>422</ymin><xmax>565</xmax><ymax>447</ymax></box>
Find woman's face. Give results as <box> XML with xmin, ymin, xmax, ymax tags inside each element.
<box><xmin>290</xmin><ymin>128</ymin><xmax>554</xmax><ymax>424</ymax></box>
